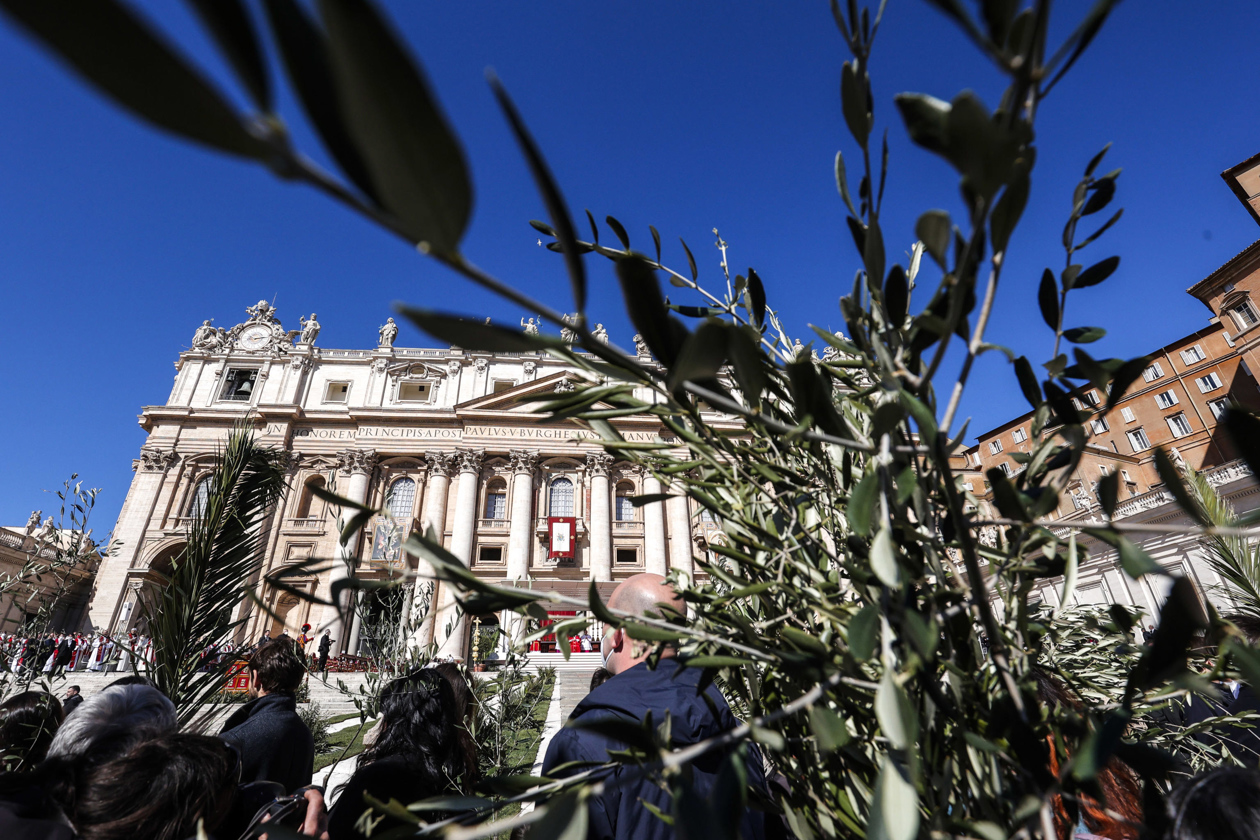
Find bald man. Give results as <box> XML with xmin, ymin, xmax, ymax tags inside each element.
<box><xmin>542</xmin><ymin>574</ymin><xmax>778</xmax><ymax>840</ymax></box>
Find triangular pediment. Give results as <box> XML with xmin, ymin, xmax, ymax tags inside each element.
<box><xmin>455</xmin><ymin>372</ymin><xmax>591</xmax><ymax>413</ymax></box>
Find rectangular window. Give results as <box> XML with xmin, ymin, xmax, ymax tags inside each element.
<box><xmin>1167</xmin><ymin>412</ymin><xmax>1193</xmax><ymax>438</ymax></box>
<box><xmin>1098</xmin><ymin>464</ymin><xmax>1110</xmax><ymax>475</ymax></box>
<box><xmin>477</xmin><ymin>546</ymin><xmax>504</xmax><ymax>566</ymax></box>
<box><xmin>1154</xmin><ymin>389</ymin><xmax>1179</xmax><ymax>409</ymax></box>
<box><xmin>1233</xmin><ymin>300</ymin><xmax>1260</xmax><ymax>329</ymax></box>
<box><xmin>492</xmin><ymin>379</ymin><xmax>516</xmax><ymax>393</ymax></box>
<box><xmin>220</xmin><ymin>368</ymin><xmax>258</xmax><ymax>401</ymax></box>
<box><xmin>1209</xmin><ymin>397</ymin><xmax>1231</xmax><ymax>419</ymax></box>
<box><xmin>989</xmin><ymin>440</ymin><xmax>1004</xmax><ymax>454</ymax></box>
<box><xmin>1196</xmin><ymin>372</ymin><xmax>1223</xmax><ymax>392</ymax></box>
<box><xmin>1120</xmin><ymin>406</ymin><xmax>1135</xmax><ymax>423</ymax></box>
<box><xmin>398</xmin><ymin>382</ymin><xmax>431</xmax><ymax>402</ymax></box>
<box><xmin>1081</xmin><ymin>390</ymin><xmax>1100</xmax><ymax>407</ymax></box>
<box><xmin>1127</xmin><ymin>428</ymin><xmax>1151</xmax><ymax>452</ymax></box>
<box><xmin>1091</xmin><ymin>417</ymin><xmax>1109</xmax><ymax>434</ymax></box>
<box><xmin>1180</xmin><ymin>345</ymin><xmax>1206</xmax><ymax>365</ymax></box>
<box><xmin>1121</xmin><ymin>469</ymin><xmax>1134</xmax><ymax>483</ymax></box>
<box><xmin>1142</xmin><ymin>362</ymin><xmax>1165</xmax><ymax>382</ymax></box>
<box><xmin>615</xmin><ymin>548</ymin><xmax>639</xmax><ymax>566</ymax></box>
<box><xmin>324</xmin><ymin>381</ymin><xmax>349</xmax><ymax>403</ymax></box>
<box><xmin>1011</xmin><ymin>428</ymin><xmax>1027</xmax><ymax>443</ymax></box>
<box><xmin>998</xmin><ymin>461</ymin><xmax>1012</xmax><ymax>476</ymax></box>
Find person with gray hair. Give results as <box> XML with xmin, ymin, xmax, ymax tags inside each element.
<box><xmin>44</xmin><ymin>684</ymin><xmax>175</xmax><ymax>763</ymax></box>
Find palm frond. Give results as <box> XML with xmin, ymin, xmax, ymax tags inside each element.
<box><xmin>1186</xmin><ymin>468</ymin><xmax>1260</xmax><ymax>620</ymax></box>
<box><xmin>137</xmin><ymin>422</ymin><xmax>288</xmax><ymax>728</ymax></box>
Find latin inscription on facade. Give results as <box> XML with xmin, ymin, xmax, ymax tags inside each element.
<box><xmin>271</xmin><ymin>424</ymin><xmax>662</xmax><ymax>443</ymax></box>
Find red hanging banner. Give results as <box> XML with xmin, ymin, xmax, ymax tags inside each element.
<box><xmin>547</xmin><ymin>516</ymin><xmax>576</xmax><ymax>558</ymax></box>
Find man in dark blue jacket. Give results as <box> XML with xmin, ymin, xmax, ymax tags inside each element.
<box><xmin>220</xmin><ymin>637</ymin><xmax>314</xmax><ymax>793</ymax></box>
<box><xmin>543</xmin><ymin>574</ymin><xmax>778</xmax><ymax>840</ymax></box>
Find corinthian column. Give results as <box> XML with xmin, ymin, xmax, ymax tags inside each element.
<box><xmin>505</xmin><ymin>450</ymin><xmax>538</xmax><ymax>581</ymax></box>
<box><xmin>332</xmin><ymin>448</ymin><xmax>377</xmax><ymax>656</ymax></box>
<box><xmin>643</xmin><ymin>471</ymin><xmax>667</xmax><ymax>575</ymax></box>
<box><xmin>434</xmin><ymin>448</ymin><xmax>483</xmax><ymax>659</ymax></box>
<box><xmin>586</xmin><ymin>452</ymin><xmax>614</xmax><ymax>582</ymax></box>
<box><xmin>667</xmin><ymin>485</ymin><xmax>694</xmax><ymax>579</ymax></box>
<box><xmin>408</xmin><ymin>451</ymin><xmax>456</xmax><ymax>648</ymax></box>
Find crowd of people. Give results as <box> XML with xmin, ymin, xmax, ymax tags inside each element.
<box><xmin>0</xmin><ymin>575</ymin><xmax>1259</xmax><ymax>839</ymax></box>
<box><xmin>0</xmin><ymin>633</ymin><xmax>155</xmax><ymax>676</ymax></box>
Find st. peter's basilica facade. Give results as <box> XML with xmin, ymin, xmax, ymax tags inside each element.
<box><xmin>86</xmin><ymin>303</ymin><xmax>713</xmax><ymax>660</ymax></box>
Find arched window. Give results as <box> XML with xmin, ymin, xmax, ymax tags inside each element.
<box><xmin>549</xmin><ymin>477</ymin><xmax>574</xmax><ymax>517</ymax></box>
<box><xmin>295</xmin><ymin>476</ymin><xmax>325</xmax><ymax>519</ymax></box>
<box><xmin>700</xmin><ymin>508</ymin><xmax>717</xmax><ymax>525</ymax></box>
<box><xmin>615</xmin><ymin>481</ymin><xmax>635</xmax><ymax>521</ymax></box>
<box><xmin>386</xmin><ymin>477</ymin><xmax>416</xmax><ymax>521</ymax></box>
<box><xmin>188</xmin><ymin>478</ymin><xmax>211</xmax><ymax>520</ymax></box>
<box><xmin>484</xmin><ymin>478</ymin><xmax>507</xmax><ymax>519</ymax></box>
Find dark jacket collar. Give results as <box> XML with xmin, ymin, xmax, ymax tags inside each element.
<box><xmin>569</xmin><ymin>658</ymin><xmax>734</xmax><ymax>746</ymax></box>
<box><xmin>221</xmin><ymin>691</ymin><xmax>297</xmax><ymax>733</ymax></box>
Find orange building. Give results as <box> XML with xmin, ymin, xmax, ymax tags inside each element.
<box><xmin>959</xmin><ymin>155</ymin><xmax>1260</xmax><ymax>619</ymax></box>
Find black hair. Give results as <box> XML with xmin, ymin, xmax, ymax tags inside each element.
<box><xmin>67</xmin><ymin>685</ymin><xmax>81</xmax><ymax>693</ymax></box>
<box><xmin>0</xmin><ymin>691</ymin><xmax>63</xmax><ymax>771</ymax></box>
<box><xmin>1164</xmin><ymin>767</ymin><xmax>1260</xmax><ymax>840</ymax></box>
<box><xmin>589</xmin><ymin>668</ymin><xmax>613</xmax><ymax>692</ymax></box>
<box><xmin>359</xmin><ymin>669</ymin><xmax>462</xmax><ymax>790</ymax></box>
<box><xmin>430</xmin><ymin>662</ymin><xmax>480</xmax><ymax>785</ymax></box>
<box><xmin>249</xmin><ymin>638</ymin><xmax>305</xmax><ymax>695</ymax></box>
<box><xmin>103</xmin><ymin>675</ymin><xmax>158</xmax><ymax>691</ymax></box>
<box><xmin>68</xmin><ymin>732</ymin><xmax>238</xmax><ymax>840</ymax></box>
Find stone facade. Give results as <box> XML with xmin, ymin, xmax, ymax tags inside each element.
<box><xmin>87</xmin><ymin>306</ymin><xmax>716</xmax><ymax>659</ymax></box>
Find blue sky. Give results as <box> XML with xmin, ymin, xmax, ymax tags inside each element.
<box><xmin>1</xmin><ymin>1</ymin><xmax>1258</xmax><ymax>535</ymax></box>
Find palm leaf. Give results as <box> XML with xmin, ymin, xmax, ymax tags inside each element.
<box><xmin>1187</xmin><ymin>468</ymin><xmax>1260</xmax><ymax>620</ymax></box>
<box><xmin>136</xmin><ymin>423</ymin><xmax>288</xmax><ymax>728</ymax></box>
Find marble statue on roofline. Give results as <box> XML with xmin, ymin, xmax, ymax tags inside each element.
<box><xmin>379</xmin><ymin>317</ymin><xmax>398</xmax><ymax>348</ymax></box>
<box><xmin>299</xmin><ymin>314</ymin><xmax>320</xmax><ymax>345</ymax></box>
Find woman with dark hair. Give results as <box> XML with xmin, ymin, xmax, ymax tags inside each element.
<box><xmin>65</xmin><ymin>732</ymin><xmax>240</xmax><ymax>840</ymax></box>
<box><xmin>431</xmin><ymin>662</ymin><xmax>481</xmax><ymax>785</ymax></box>
<box><xmin>327</xmin><ymin>668</ymin><xmax>466</xmax><ymax>840</ymax></box>
<box><xmin>1034</xmin><ymin>670</ymin><xmax>1143</xmax><ymax>840</ymax></box>
<box><xmin>0</xmin><ymin>691</ymin><xmax>63</xmax><ymax>772</ymax></box>
<box><xmin>1163</xmin><ymin>766</ymin><xmax>1260</xmax><ymax>840</ymax></box>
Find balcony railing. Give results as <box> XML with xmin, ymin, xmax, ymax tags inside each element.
<box><xmin>536</xmin><ymin>517</ymin><xmax>585</xmax><ymax>535</ymax></box>
<box><xmin>477</xmin><ymin>518</ymin><xmax>510</xmax><ymax>531</ymax></box>
<box><xmin>285</xmin><ymin>518</ymin><xmax>327</xmax><ymax>532</ymax></box>
<box><xmin>612</xmin><ymin>520</ymin><xmax>643</xmax><ymax>535</ymax></box>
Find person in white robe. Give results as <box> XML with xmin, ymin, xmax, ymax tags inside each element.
<box><xmin>87</xmin><ymin>634</ymin><xmax>104</xmax><ymax>671</ymax></box>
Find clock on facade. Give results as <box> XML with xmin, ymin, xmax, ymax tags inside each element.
<box><xmin>238</xmin><ymin>325</ymin><xmax>272</xmax><ymax>351</ymax></box>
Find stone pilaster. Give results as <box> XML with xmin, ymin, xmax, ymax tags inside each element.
<box><xmin>642</xmin><ymin>471</ymin><xmax>668</xmax><ymax>575</ymax></box>
<box><xmin>666</xmin><ymin>482</ymin><xmax>694</xmax><ymax>579</ymax></box>
<box><xmin>434</xmin><ymin>448</ymin><xmax>483</xmax><ymax>659</ymax></box>
<box><xmin>408</xmin><ymin>451</ymin><xmax>458</xmax><ymax>648</ymax></box>
<box><xmin>87</xmin><ymin>446</ymin><xmax>178</xmax><ymax>633</ymax></box>
<box><xmin>331</xmin><ymin>448</ymin><xmax>377</xmax><ymax>655</ymax></box>
<box><xmin>505</xmin><ymin>450</ymin><xmax>539</xmax><ymax>581</ymax></box>
<box><xmin>586</xmin><ymin>452</ymin><xmax>614</xmax><ymax>582</ymax></box>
